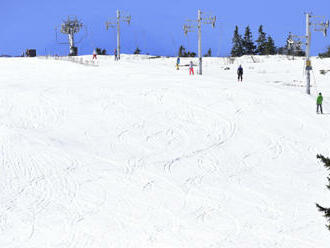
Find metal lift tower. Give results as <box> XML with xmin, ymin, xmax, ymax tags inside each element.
<box><xmin>287</xmin><ymin>13</ymin><xmax>329</xmax><ymax>94</ymax></box>
<box><xmin>106</xmin><ymin>10</ymin><xmax>131</xmax><ymax>60</ymax></box>
<box><xmin>57</xmin><ymin>17</ymin><xmax>84</xmax><ymax>56</ymax></box>
<box><xmin>183</xmin><ymin>10</ymin><xmax>216</xmax><ymax>75</ymax></box>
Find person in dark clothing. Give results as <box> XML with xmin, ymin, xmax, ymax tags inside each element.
<box><xmin>114</xmin><ymin>49</ymin><xmax>118</xmax><ymax>61</ymax></box>
<box><xmin>237</xmin><ymin>65</ymin><xmax>243</xmax><ymax>82</ymax></box>
<box><xmin>317</xmin><ymin>92</ymin><xmax>323</xmax><ymax>114</ymax></box>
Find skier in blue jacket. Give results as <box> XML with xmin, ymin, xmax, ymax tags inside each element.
<box><xmin>237</xmin><ymin>65</ymin><xmax>243</xmax><ymax>82</ymax></box>
<box><xmin>176</xmin><ymin>57</ymin><xmax>180</xmax><ymax>70</ymax></box>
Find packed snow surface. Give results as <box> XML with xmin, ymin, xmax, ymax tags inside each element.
<box><xmin>0</xmin><ymin>55</ymin><xmax>330</xmax><ymax>247</ymax></box>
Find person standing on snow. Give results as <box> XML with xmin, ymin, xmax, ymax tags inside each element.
<box><xmin>237</xmin><ymin>65</ymin><xmax>243</xmax><ymax>82</ymax></box>
<box><xmin>92</xmin><ymin>49</ymin><xmax>97</xmax><ymax>60</ymax></box>
<box><xmin>317</xmin><ymin>92</ymin><xmax>323</xmax><ymax>114</ymax></box>
<box><xmin>114</xmin><ymin>49</ymin><xmax>118</xmax><ymax>61</ymax></box>
<box><xmin>176</xmin><ymin>57</ymin><xmax>180</xmax><ymax>70</ymax></box>
<box><xmin>189</xmin><ymin>61</ymin><xmax>194</xmax><ymax>75</ymax></box>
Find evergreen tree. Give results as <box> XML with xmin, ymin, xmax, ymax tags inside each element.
<box><xmin>292</xmin><ymin>42</ymin><xmax>305</xmax><ymax>56</ymax></box>
<box><xmin>316</xmin><ymin>154</ymin><xmax>330</xmax><ymax>231</ymax></box>
<box><xmin>95</xmin><ymin>48</ymin><xmax>107</xmax><ymax>55</ymax></box>
<box><xmin>186</xmin><ymin>51</ymin><xmax>196</xmax><ymax>57</ymax></box>
<box><xmin>256</xmin><ymin>25</ymin><xmax>267</xmax><ymax>55</ymax></box>
<box><xmin>134</xmin><ymin>47</ymin><xmax>141</xmax><ymax>54</ymax></box>
<box><xmin>295</xmin><ymin>49</ymin><xmax>306</xmax><ymax>57</ymax></box>
<box><xmin>264</xmin><ymin>36</ymin><xmax>277</xmax><ymax>55</ymax></box>
<box><xmin>177</xmin><ymin>45</ymin><xmax>196</xmax><ymax>57</ymax></box>
<box><xmin>204</xmin><ymin>48</ymin><xmax>212</xmax><ymax>57</ymax></box>
<box><xmin>95</xmin><ymin>48</ymin><xmax>102</xmax><ymax>55</ymax></box>
<box><xmin>277</xmin><ymin>46</ymin><xmax>287</xmax><ymax>55</ymax></box>
<box><xmin>231</xmin><ymin>26</ymin><xmax>244</xmax><ymax>57</ymax></box>
<box><xmin>242</xmin><ymin>26</ymin><xmax>256</xmax><ymax>55</ymax></box>
<box><xmin>319</xmin><ymin>46</ymin><xmax>330</xmax><ymax>58</ymax></box>
<box><xmin>178</xmin><ymin>45</ymin><xmax>186</xmax><ymax>57</ymax></box>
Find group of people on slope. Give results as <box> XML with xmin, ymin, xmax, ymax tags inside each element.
<box><xmin>176</xmin><ymin>57</ymin><xmax>244</xmax><ymax>81</ymax></box>
<box><xmin>176</xmin><ymin>57</ymin><xmax>325</xmax><ymax>114</ymax></box>
<box><xmin>175</xmin><ymin>57</ymin><xmax>195</xmax><ymax>75</ymax></box>
<box><xmin>92</xmin><ymin>49</ymin><xmax>119</xmax><ymax>60</ymax></box>
<box><xmin>236</xmin><ymin>65</ymin><xmax>325</xmax><ymax>114</ymax></box>
<box><xmin>178</xmin><ymin>60</ymin><xmax>244</xmax><ymax>81</ymax></box>
<box><xmin>94</xmin><ymin>52</ymin><xmax>327</xmax><ymax>114</ymax></box>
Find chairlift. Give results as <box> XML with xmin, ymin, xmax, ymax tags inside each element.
<box><xmin>126</xmin><ymin>15</ymin><xmax>132</xmax><ymax>25</ymax></box>
<box><xmin>287</xmin><ymin>38</ymin><xmax>294</xmax><ymax>50</ymax></box>
<box><xmin>323</xmin><ymin>28</ymin><xmax>328</xmax><ymax>37</ymax></box>
<box><xmin>287</xmin><ymin>38</ymin><xmax>294</xmax><ymax>44</ymax></box>
<box><xmin>183</xmin><ymin>25</ymin><xmax>190</xmax><ymax>36</ymax></box>
<box><xmin>323</xmin><ymin>20</ymin><xmax>329</xmax><ymax>37</ymax></box>
<box><xmin>212</xmin><ymin>17</ymin><xmax>216</xmax><ymax>28</ymax></box>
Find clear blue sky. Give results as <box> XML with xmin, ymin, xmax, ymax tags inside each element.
<box><xmin>1</xmin><ymin>0</ymin><xmax>329</xmax><ymax>56</ymax></box>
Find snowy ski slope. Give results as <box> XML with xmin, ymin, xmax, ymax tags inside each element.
<box><xmin>0</xmin><ymin>55</ymin><xmax>330</xmax><ymax>247</ymax></box>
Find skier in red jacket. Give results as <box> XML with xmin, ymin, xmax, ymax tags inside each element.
<box><xmin>92</xmin><ymin>49</ymin><xmax>97</xmax><ymax>60</ymax></box>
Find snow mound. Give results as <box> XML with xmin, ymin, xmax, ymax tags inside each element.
<box><xmin>0</xmin><ymin>55</ymin><xmax>330</xmax><ymax>247</ymax></box>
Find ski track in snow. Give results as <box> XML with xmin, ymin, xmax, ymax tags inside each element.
<box><xmin>0</xmin><ymin>56</ymin><xmax>330</xmax><ymax>247</ymax></box>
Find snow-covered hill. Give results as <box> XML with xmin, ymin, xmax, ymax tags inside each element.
<box><xmin>0</xmin><ymin>55</ymin><xmax>330</xmax><ymax>247</ymax></box>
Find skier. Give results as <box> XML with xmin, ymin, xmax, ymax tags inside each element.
<box><xmin>176</xmin><ymin>57</ymin><xmax>180</xmax><ymax>70</ymax></box>
<box><xmin>189</xmin><ymin>61</ymin><xmax>194</xmax><ymax>75</ymax></box>
<box><xmin>317</xmin><ymin>92</ymin><xmax>323</xmax><ymax>114</ymax></box>
<box><xmin>92</xmin><ymin>49</ymin><xmax>97</xmax><ymax>60</ymax></box>
<box><xmin>114</xmin><ymin>49</ymin><xmax>118</xmax><ymax>61</ymax></box>
<box><xmin>237</xmin><ymin>65</ymin><xmax>243</xmax><ymax>82</ymax></box>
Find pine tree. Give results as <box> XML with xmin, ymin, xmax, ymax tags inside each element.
<box><xmin>319</xmin><ymin>46</ymin><xmax>330</xmax><ymax>58</ymax></box>
<box><xmin>231</xmin><ymin>26</ymin><xmax>244</xmax><ymax>57</ymax></box>
<box><xmin>95</xmin><ymin>48</ymin><xmax>102</xmax><ymax>55</ymax></box>
<box><xmin>295</xmin><ymin>48</ymin><xmax>305</xmax><ymax>57</ymax></box>
<box><xmin>256</xmin><ymin>25</ymin><xmax>267</xmax><ymax>55</ymax></box>
<box><xmin>204</xmin><ymin>48</ymin><xmax>212</xmax><ymax>57</ymax></box>
<box><xmin>178</xmin><ymin>45</ymin><xmax>186</xmax><ymax>57</ymax></box>
<box><xmin>277</xmin><ymin>46</ymin><xmax>287</xmax><ymax>55</ymax></box>
<box><xmin>95</xmin><ymin>48</ymin><xmax>107</xmax><ymax>55</ymax></box>
<box><xmin>186</xmin><ymin>51</ymin><xmax>196</xmax><ymax>57</ymax></box>
<box><xmin>264</xmin><ymin>36</ymin><xmax>276</xmax><ymax>55</ymax></box>
<box><xmin>134</xmin><ymin>47</ymin><xmax>141</xmax><ymax>54</ymax></box>
<box><xmin>242</xmin><ymin>26</ymin><xmax>256</xmax><ymax>55</ymax></box>
<box><xmin>178</xmin><ymin>45</ymin><xmax>196</xmax><ymax>57</ymax></box>
<box><xmin>291</xmin><ymin>42</ymin><xmax>305</xmax><ymax>56</ymax></box>
<box><xmin>316</xmin><ymin>154</ymin><xmax>330</xmax><ymax>231</ymax></box>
